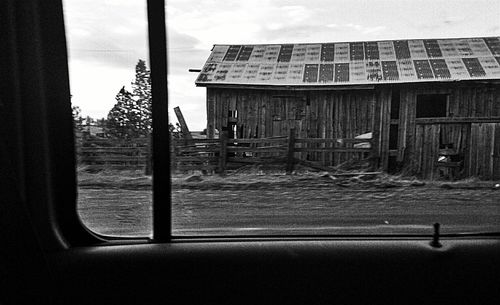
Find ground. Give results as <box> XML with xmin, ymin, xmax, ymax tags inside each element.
<box><xmin>77</xmin><ymin>168</ymin><xmax>500</xmax><ymax>237</ymax></box>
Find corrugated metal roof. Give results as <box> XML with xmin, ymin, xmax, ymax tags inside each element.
<box><xmin>195</xmin><ymin>37</ymin><xmax>500</xmax><ymax>87</ymax></box>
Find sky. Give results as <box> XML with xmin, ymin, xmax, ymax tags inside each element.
<box><xmin>63</xmin><ymin>0</ymin><xmax>500</xmax><ymax>131</ymax></box>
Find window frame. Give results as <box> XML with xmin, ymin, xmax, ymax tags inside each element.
<box><xmin>47</xmin><ymin>0</ymin><xmax>499</xmax><ymax>245</ymax></box>
<box><xmin>5</xmin><ymin>1</ymin><xmax>500</xmax><ymax>303</ymax></box>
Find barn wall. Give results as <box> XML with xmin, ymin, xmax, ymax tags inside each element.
<box><xmin>206</xmin><ymin>87</ymin><xmax>381</xmax><ymax>166</ymax></box>
<box><xmin>206</xmin><ymin>83</ymin><xmax>500</xmax><ymax>179</ymax></box>
<box><xmin>207</xmin><ymin>88</ymin><xmax>377</xmax><ymax>138</ymax></box>
<box><xmin>398</xmin><ymin>83</ymin><xmax>500</xmax><ymax>179</ymax></box>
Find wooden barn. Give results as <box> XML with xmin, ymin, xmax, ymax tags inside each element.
<box><xmin>195</xmin><ymin>37</ymin><xmax>500</xmax><ymax>179</ymax></box>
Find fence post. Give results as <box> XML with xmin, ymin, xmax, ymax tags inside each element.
<box><xmin>286</xmin><ymin>128</ymin><xmax>296</xmax><ymax>174</ymax></box>
<box><xmin>218</xmin><ymin>128</ymin><xmax>228</xmax><ymax>175</ymax></box>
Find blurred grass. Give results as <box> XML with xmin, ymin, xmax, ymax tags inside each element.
<box><xmin>77</xmin><ymin>165</ymin><xmax>500</xmax><ymax>190</ymax></box>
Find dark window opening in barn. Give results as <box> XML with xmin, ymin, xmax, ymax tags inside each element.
<box><xmin>390</xmin><ymin>88</ymin><xmax>400</xmax><ymax>119</ymax></box>
<box><xmin>416</xmin><ymin>94</ymin><xmax>447</xmax><ymax>118</ymax></box>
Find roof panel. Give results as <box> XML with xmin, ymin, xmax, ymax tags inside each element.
<box><xmin>305</xmin><ymin>44</ymin><xmax>321</xmax><ymax>62</ymax></box>
<box><xmin>397</xmin><ymin>59</ymin><xmax>417</xmax><ymax>81</ymax></box>
<box><xmin>393</xmin><ymin>40</ymin><xmax>411</xmax><ymax>59</ymax></box>
<box><xmin>196</xmin><ymin>37</ymin><xmax>500</xmax><ymax>86</ymax></box>
<box><xmin>334</xmin><ymin>63</ymin><xmax>349</xmax><ymax>82</ymax></box>
<box><xmin>334</xmin><ymin>43</ymin><xmax>350</xmax><ymax>62</ymax></box>
<box><xmin>382</xmin><ymin>61</ymin><xmax>399</xmax><ymax>81</ymax></box>
<box><xmin>478</xmin><ymin>57</ymin><xmax>500</xmax><ymax>77</ymax></box>
<box><xmin>408</xmin><ymin>40</ymin><xmax>428</xmax><ymax>59</ymax></box>
<box><xmin>350</xmin><ymin>61</ymin><xmax>366</xmax><ymax>82</ymax></box>
<box><xmin>438</xmin><ymin>40</ymin><xmax>459</xmax><ymax>57</ymax></box>
<box><xmin>277</xmin><ymin>45</ymin><xmax>294</xmax><ymax>62</ymax></box>
<box><xmin>378</xmin><ymin>41</ymin><xmax>397</xmax><ymax>60</ymax></box>
<box><xmin>248</xmin><ymin>45</ymin><xmax>266</xmax><ymax>62</ymax></box>
<box><xmin>445</xmin><ymin>58</ymin><xmax>469</xmax><ymax>78</ymax></box>
<box><xmin>319</xmin><ymin>64</ymin><xmax>334</xmax><ymax>83</ymax></box>
<box><xmin>290</xmin><ymin>45</ymin><xmax>307</xmax><ymax>62</ymax></box>
<box><xmin>484</xmin><ymin>38</ymin><xmax>500</xmax><ymax>56</ymax></box>
<box><xmin>273</xmin><ymin>63</ymin><xmax>290</xmax><ymax>82</ymax></box>
<box><xmin>320</xmin><ymin>43</ymin><xmax>335</xmax><ymax>62</ymax></box>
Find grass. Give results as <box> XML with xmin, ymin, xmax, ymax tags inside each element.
<box><xmin>77</xmin><ymin>165</ymin><xmax>500</xmax><ymax>190</ymax></box>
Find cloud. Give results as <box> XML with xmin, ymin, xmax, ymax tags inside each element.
<box><xmin>343</xmin><ymin>24</ymin><xmax>387</xmax><ymax>35</ymax></box>
<box><xmin>64</xmin><ymin>0</ymin><xmax>149</xmax><ymax>68</ymax></box>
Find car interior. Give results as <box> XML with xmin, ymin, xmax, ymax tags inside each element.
<box><xmin>1</xmin><ymin>0</ymin><xmax>499</xmax><ymax>304</ymax></box>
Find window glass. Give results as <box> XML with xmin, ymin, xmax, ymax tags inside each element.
<box><xmin>169</xmin><ymin>0</ymin><xmax>500</xmax><ymax>236</ymax></box>
<box><xmin>68</xmin><ymin>0</ymin><xmax>500</xmax><ymax>238</ymax></box>
<box><xmin>64</xmin><ymin>0</ymin><xmax>152</xmax><ymax>237</ymax></box>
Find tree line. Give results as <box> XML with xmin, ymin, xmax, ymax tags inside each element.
<box><xmin>73</xmin><ymin>59</ymin><xmax>159</xmax><ymax>140</ymax></box>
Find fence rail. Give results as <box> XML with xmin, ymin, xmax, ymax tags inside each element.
<box><xmin>172</xmin><ymin>129</ymin><xmax>373</xmax><ymax>173</ymax></box>
<box><xmin>76</xmin><ymin>138</ymin><xmax>151</xmax><ymax>171</ymax></box>
<box><xmin>76</xmin><ymin>131</ymin><xmax>373</xmax><ymax>173</ymax></box>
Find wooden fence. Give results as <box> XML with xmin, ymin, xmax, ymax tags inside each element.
<box><xmin>172</xmin><ymin>129</ymin><xmax>373</xmax><ymax>174</ymax></box>
<box><xmin>76</xmin><ymin>131</ymin><xmax>372</xmax><ymax>174</ymax></box>
<box><xmin>77</xmin><ymin>138</ymin><xmax>151</xmax><ymax>172</ymax></box>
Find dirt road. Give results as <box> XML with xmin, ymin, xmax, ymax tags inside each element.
<box><xmin>77</xmin><ymin>174</ymin><xmax>500</xmax><ymax>237</ymax></box>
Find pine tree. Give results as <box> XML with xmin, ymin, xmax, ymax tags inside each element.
<box><xmin>105</xmin><ymin>60</ymin><xmax>152</xmax><ymax>139</ymax></box>
<box><xmin>106</xmin><ymin>86</ymin><xmax>136</xmax><ymax>138</ymax></box>
<box><xmin>132</xmin><ymin>59</ymin><xmax>152</xmax><ymax>135</ymax></box>
<box><xmin>106</xmin><ymin>59</ymin><xmax>152</xmax><ymax>138</ymax></box>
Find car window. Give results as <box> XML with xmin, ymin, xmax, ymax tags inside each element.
<box><xmin>66</xmin><ymin>0</ymin><xmax>500</xmax><ymax>238</ymax></box>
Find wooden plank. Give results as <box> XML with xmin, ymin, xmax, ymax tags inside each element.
<box><xmin>230</xmin><ymin>137</ymin><xmax>287</xmax><ymax>143</ymax></box>
<box><xmin>397</xmin><ymin>87</ymin><xmax>407</xmax><ymax>163</ymax></box>
<box><xmin>415</xmin><ymin>117</ymin><xmax>500</xmax><ymax>124</ymax></box>
<box><xmin>406</xmin><ymin>90</ymin><xmax>417</xmax><ymax>173</ymax></box>
<box><xmin>206</xmin><ymin>89</ymin><xmax>216</xmax><ymax>138</ymax></box>
<box><xmin>173</xmin><ymin>106</ymin><xmax>193</xmax><ymax>140</ymax></box>
<box><xmin>461</xmin><ymin>124</ymin><xmax>471</xmax><ymax>177</ymax></box>
<box><xmin>380</xmin><ymin>89</ymin><xmax>391</xmax><ymax>171</ymax></box>
<box><xmin>259</xmin><ymin>94</ymin><xmax>266</xmax><ymax>138</ymax></box>
<box><xmin>226</xmin><ymin>147</ymin><xmax>287</xmax><ymax>153</ymax></box>
<box><xmin>477</xmin><ymin>123</ymin><xmax>485</xmax><ymax>178</ymax></box>
<box><xmin>80</xmin><ymin>147</ymin><xmax>148</xmax><ymax>153</ymax></box>
<box><xmin>414</xmin><ymin>124</ymin><xmax>424</xmax><ymax>176</ymax></box>
<box><xmin>493</xmin><ymin>123</ymin><xmax>500</xmax><ymax>179</ymax></box>
<box><xmin>227</xmin><ymin>157</ymin><xmax>287</xmax><ymax>164</ymax></box>
<box><xmin>80</xmin><ymin>156</ymin><xmax>147</xmax><ymax>162</ymax></box>
<box><xmin>175</xmin><ymin>147</ymin><xmax>220</xmax><ymax>153</ymax></box>
<box><xmin>421</xmin><ymin>124</ymin><xmax>432</xmax><ymax>179</ymax></box>
<box><xmin>175</xmin><ymin>156</ymin><xmax>218</xmax><ymax>162</ymax></box>
<box><xmin>469</xmin><ymin>123</ymin><xmax>479</xmax><ymax>177</ymax></box>
<box><xmin>485</xmin><ymin>123</ymin><xmax>494</xmax><ymax>179</ymax></box>
<box><xmin>294</xmin><ymin>148</ymin><xmax>371</xmax><ymax>153</ymax></box>
<box><xmin>218</xmin><ymin>129</ymin><xmax>228</xmax><ymax>174</ymax></box>
<box><xmin>173</xmin><ymin>138</ymin><xmax>220</xmax><ymax>144</ymax></box>
<box><xmin>371</xmin><ymin>90</ymin><xmax>382</xmax><ymax>170</ymax></box>
<box><xmin>430</xmin><ymin>124</ymin><xmax>440</xmax><ymax>180</ymax></box>
<box><xmin>286</xmin><ymin>128</ymin><xmax>296</xmax><ymax>174</ymax></box>
<box><xmin>295</xmin><ymin>138</ymin><xmax>371</xmax><ymax>144</ymax></box>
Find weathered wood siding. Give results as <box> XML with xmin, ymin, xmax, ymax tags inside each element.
<box><xmin>398</xmin><ymin>84</ymin><xmax>500</xmax><ymax>179</ymax></box>
<box><xmin>206</xmin><ymin>88</ymin><xmax>379</xmax><ymax>166</ymax></box>
<box><xmin>206</xmin><ymin>83</ymin><xmax>500</xmax><ymax>178</ymax></box>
